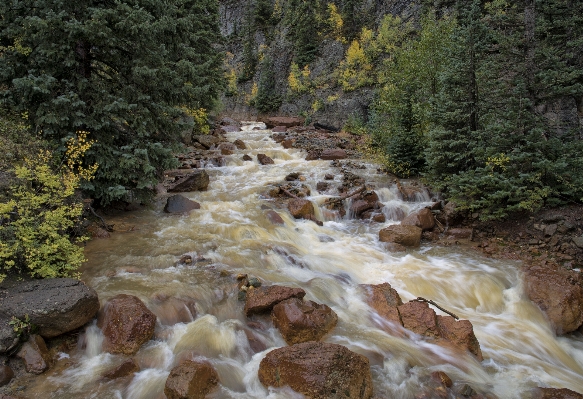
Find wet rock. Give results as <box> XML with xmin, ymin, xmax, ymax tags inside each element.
<box><xmin>372</xmin><ymin>213</ymin><xmax>386</xmax><ymax>223</ymax></box>
<box><xmin>305</xmin><ymin>151</ymin><xmax>320</xmax><ymax>161</ymax></box>
<box><xmin>572</xmin><ymin>236</ymin><xmax>583</xmax><ymax>249</ymax></box>
<box><xmin>440</xmin><ymin>201</ymin><xmax>463</xmax><ymax>226</ymax></box>
<box><xmin>285</xmin><ymin>172</ymin><xmax>301</xmax><ymax>181</ymax></box>
<box><xmin>382</xmin><ymin>242</ymin><xmax>407</xmax><ymax>252</ymax></box>
<box><xmin>316</xmin><ymin>182</ymin><xmax>329</xmax><ymax>192</ymax></box>
<box><xmin>272</xmin><ymin>298</ymin><xmax>338</xmax><ymax>345</ymax></box>
<box><xmin>102</xmin><ymin>359</ymin><xmax>139</xmax><ymax>380</ymax></box>
<box><xmin>192</xmin><ymin>134</ymin><xmax>221</xmax><ymax>149</ymax></box>
<box><xmin>402</xmin><ymin>208</ymin><xmax>436</xmax><ymax>231</ymax></box>
<box><xmin>0</xmin><ymin>318</ymin><xmax>19</xmax><ymax>355</ymax></box>
<box><xmin>257</xmin><ymin>154</ymin><xmax>274</xmax><ymax>165</ymax></box>
<box><xmin>272</xmin><ymin>126</ymin><xmax>288</xmax><ymax>133</ymax></box>
<box><xmin>16</xmin><ymin>335</ymin><xmax>51</xmax><ymax>374</ymax></box>
<box><xmin>258</xmin><ymin>341</ymin><xmax>373</xmax><ymax>399</ymax></box>
<box><xmin>288</xmin><ymin>199</ymin><xmax>315</xmax><ymax>219</ymax></box>
<box><xmin>379</xmin><ymin>225</ymin><xmax>422</xmax><ymax>247</ymax></box>
<box><xmin>167</xmin><ymin>170</ymin><xmax>210</xmax><ymax>193</ymax></box>
<box><xmin>221</xmin><ymin>125</ymin><xmax>240</xmax><ymax>132</ymax></box>
<box><xmin>282</xmin><ymin>139</ymin><xmax>295</xmax><ymax>149</ymax></box>
<box><xmin>87</xmin><ymin>225</ymin><xmax>111</xmax><ymax>238</ymax></box>
<box><xmin>263</xmin><ymin>116</ymin><xmax>304</xmax><ymax>128</ymax></box>
<box><xmin>150</xmin><ymin>296</ymin><xmax>197</xmax><ymax>326</ymax></box>
<box><xmin>360</xmin><ymin>283</ymin><xmax>403</xmax><ymax>325</ymax></box>
<box><xmin>398</xmin><ymin>301</ymin><xmax>440</xmax><ymax>338</ymax></box>
<box><xmin>524</xmin><ymin>265</ymin><xmax>583</xmax><ymax>334</ymax></box>
<box><xmin>324</xmin><ymin>173</ymin><xmax>334</xmax><ymax>180</ymax></box>
<box><xmin>431</xmin><ymin>371</ymin><xmax>453</xmax><ymax>388</ymax></box>
<box><xmin>164</xmin><ymin>194</ymin><xmax>200</xmax><ymax>213</ymax></box>
<box><xmin>244</xmin><ymin>285</ymin><xmax>306</xmax><ymax>317</ymax></box>
<box><xmin>233</xmin><ymin>139</ymin><xmax>247</xmax><ymax>150</ymax></box>
<box><xmin>351</xmin><ymin>200</ymin><xmax>374</xmax><ymax>217</ymax></box>
<box><xmin>266</xmin><ymin>210</ymin><xmax>285</xmax><ymax>225</ymax></box>
<box><xmin>98</xmin><ymin>294</ymin><xmax>157</xmax><ymax>355</ymax></box>
<box><xmin>320</xmin><ymin>149</ymin><xmax>347</xmax><ymax>160</ymax></box>
<box><xmin>242</xmin><ymin>154</ymin><xmax>253</xmax><ymax>161</ymax></box>
<box><xmin>437</xmin><ymin>315</ymin><xmax>483</xmax><ymax>361</ymax></box>
<box><xmin>218</xmin><ymin>142</ymin><xmax>236</xmax><ymax>155</ymax></box>
<box><xmin>447</xmin><ymin>228</ymin><xmax>473</xmax><ymax>239</ymax></box>
<box><xmin>164</xmin><ymin>360</ymin><xmax>219</xmax><ymax>399</ymax></box>
<box><xmin>535</xmin><ymin>387</ymin><xmax>583</xmax><ymax>399</ymax></box>
<box><xmin>0</xmin><ymin>278</ymin><xmax>99</xmax><ymax>340</ymax></box>
<box><xmin>0</xmin><ymin>365</ymin><xmax>14</xmax><ymax>386</ymax></box>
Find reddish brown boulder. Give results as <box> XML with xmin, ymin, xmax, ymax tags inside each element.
<box><xmin>524</xmin><ymin>265</ymin><xmax>583</xmax><ymax>334</ymax></box>
<box><xmin>382</xmin><ymin>242</ymin><xmax>407</xmax><ymax>252</ymax></box>
<box><xmin>447</xmin><ymin>228</ymin><xmax>473</xmax><ymax>239</ymax></box>
<box><xmin>272</xmin><ymin>298</ymin><xmax>338</xmax><ymax>344</ymax></box>
<box><xmin>245</xmin><ymin>286</ymin><xmax>306</xmax><ymax>316</ymax></box>
<box><xmin>218</xmin><ymin>142</ymin><xmax>236</xmax><ymax>155</ymax></box>
<box><xmin>17</xmin><ymin>335</ymin><xmax>51</xmax><ymax>374</ymax></box>
<box><xmin>98</xmin><ymin>294</ymin><xmax>157</xmax><ymax>355</ymax></box>
<box><xmin>233</xmin><ymin>139</ymin><xmax>247</xmax><ymax>150</ymax></box>
<box><xmin>431</xmin><ymin>371</ymin><xmax>453</xmax><ymax>388</ymax></box>
<box><xmin>535</xmin><ymin>388</ymin><xmax>583</xmax><ymax>399</ymax></box>
<box><xmin>282</xmin><ymin>139</ymin><xmax>295</xmax><ymax>149</ymax></box>
<box><xmin>0</xmin><ymin>365</ymin><xmax>14</xmax><ymax>386</ymax></box>
<box><xmin>257</xmin><ymin>154</ymin><xmax>275</xmax><ymax>165</ymax></box>
<box><xmin>379</xmin><ymin>225</ymin><xmax>422</xmax><ymax>247</ymax></box>
<box><xmin>398</xmin><ymin>301</ymin><xmax>440</xmax><ymax>338</ymax></box>
<box><xmin>360</xmin><ymin>283</ymin><xmax>403</xmax><ymax>325</ymax></box>
<box><xmin>192</xmin><ymin>135</ymin><xmax>221</xmax><ymax>149</ymax></box>
<box><xmin>265</xmin><ymin>210</ymin><xmax>285</xmax><ymax>225</ymax></box>
<box><xmin>102</xmin><ymin>359</ymin><xmax>139</xmax><ymax>380</ymax></box>
<box><xmin>164</xmin><ymin>360</ymin><xmax>219</xmax><ymax>399</ymax></box>
<box><xmin>305</xmin><ymin>151</ymin><xmax>320</xmax><ymax>161</ymax></box>
<box><xmin>402</xmin><ymin>208</ymin><xmax>436</xmax><ymax>231</ymax></box>
<box><xmin>272</xmin><ymin>126</ymin><xmax>288</xmax><ymax>133</ymax></box>
<box><xmin>437</xmin><ymin>315</ymin><xmax>483</xmax><ymax>361</ymax></box>
<box><xmin>167</xmin><ymin>170</ymin><xmax>210</xmax><ymax>192</ymax></box>
<box><xmin>288</xmin><ymin>199</ymin><xmax>315</xmax><ymax>219</ymax></box>
<box><xmin>242</xmin><ymin>154</ymin><xmax>253</xmax><ymax>161</ymax></box>
<box><xmin>264</xmin><ymin>116</ymin><xmax>304</xmax><ymax>128</ymax></box>
<box><xmin>320</xmin><ymin>149</ymin><xmax>347</xmax><ymax>160</ymax></box>
<box><xmin>258</xmin><ymin>341</ymin><xmax>373</xmax><ymax>399</ymax></box>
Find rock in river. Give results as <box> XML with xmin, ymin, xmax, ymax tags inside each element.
<box><xmin>164</xmin><ymin>360</ymin><xmax>219</xmax><ymax>399</ymax></box>
<box><xmin>272</xmin><ymin>298</ymin><xmax>338</xmax><ymax>345</ymax></box>
<box><xmin>245</xmin><ymin>285</ymin><xmax>306</xmax><ymax>317</ymax></box>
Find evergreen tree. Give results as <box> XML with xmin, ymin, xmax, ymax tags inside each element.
<box><xmin>255</xmin><ymin>55</ymin><xmax>282</xmax><ymax>112</ymax></box>
<box><xmin>0</xmin><ymin>0</ymin><xmax>224</xmax><ymax>204</ymax></box>
<box><xmin>289</xmin><ymin>0</ymin><xmax>321</xmax><ymax>67</ymax></box>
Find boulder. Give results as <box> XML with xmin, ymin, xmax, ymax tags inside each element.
<box><xmin>221</xmin><ymin>125</ymin><xmax>240</xmax><ymax>133</ymax></box>
<box><xmin>379</xmin><ymin>225</ymin><xmax>422</xmax><ymax>247</ymax></box>
<box><xmin>102</xmin><ymin>359</ymin><xmax>140</xmax><ymax>380</ymax></box>
<box><xmin>0</xmin><ymin>365</ymin><xmax>14</xmax><ymax>387</ymax></box>
<box><xmin>325</xmin><ymin>174</ymin><xmax>334</xmax><ymax>180</ymax></box>
<box><xmin>316</xmin><ymin>182</ymin><xmax>329</xmax><ymax>192</ymax></box>
<box><xmin>535</xmin><ymin>388</ymin><xmax>583</xmax><ymax>399</ymax></box>
<box><xmin>398</xmin><ymin>301</ymin><xmax>440</xmax><ymax>338</ymax></box>
<box><xmin>320</xmin><ymin>149</ymin><xmax>347</xmax><ymax>160</ymax></box>
<box><xmin>272</xmin><ymin>298</ymin><xmax>338</xmax><ymax>344</ymax></box>
<box><xmin>282</xmin><ymin>139</ymin><xmax>295</xmax><ymax>149</ymax></box>
<box><xmin>305</xmin><ymin>151</ymin><xmax>320</xmax><ymax>161</ymax></box>
<box><xmin>167</xmin><ymin>170</ymin><xmax>210</xmax><ymax>193</ymax></box>
<box><xmin>257</xmin><ymin>154</ymin><xmax>275</xmax><ymax>165</ymax></box>
<box><xmin>242</xmin><ymin>154</ymin><xmax>253</xmax><ymax>161</ymax></box>
<box><xmin>288</xmin><ymin>199</ymin><xmax>315</xmax><ymax>219</ymax></box>
<box><xmin>192</xmin><ymin>135</ymin><xmax>221</xmax><ymax>149</ymax></box>
<box><xmin>382</xmin><ymin>242</ymin><xmax>407</xmax><ymax>252</ymax></box>
<box><xmin>431</xmin><ymin>371</ymin><xmax>453</xmax><ymax>388</ymax></box>
<box><xmin>258</xmin><ymin>341</ymin><xmax>373</xmax><ymax>399</ymax></box>
<box><xmin>372</xmin><ymin>213</ymin><xmax>386</xmax><ymax>223</ymax></box>
<box><xmin>16</xmin><ymin>335</ymin><xmax>51</xmax><ymax>374</ymax></box>
<box><xmin>0</xmin><ymin>278</ymin><xmax>99</xmax><ymax>339</ymax></box>
<box><xmin>218</xmin><ymin>142</ymin><xmax>236</xmax><ymax>155</ymax></box>
<box><xmin>0</xmin><ymin>318</ymin><xmax>19</xmax><ymax>355</ymax></box>
<box><xmin>244</xmin><ymin>285</ymin><xmax>306</xmax><ymax>317</ymax></box>
<box><xmin>437</xmin><ymin>315</ymin><xmax>483</xmax><ymax>361</ymax></box>
<box><xmin>219</xmin><ymin>117</ymin><xmax>240</xmax><ymax>127</ymax></box>
<box><xmin>164</xmin><ymin>195</ymin><xmax>200</xmax><ymax>213</ymax></box>
<box><xmin>360</xmin><ymin>283</ymin><xmax>403</xmax><ymax>325</ymax></box>
<box><xmin>233</xmin><ymin>139</ymin><xmax>247</xmax><ymax>150</ymax></box>
<box><xmin>98</xmin><ymin>294</ymin><xmax>156</xmax><ymax>355</ymax></box>
<box><xmin>272</xmin><ymin>126</ymin><xmax>288</xmax><ymax>133</ymax></box>
<box><xmin>264</xmin><ymin>116</ymin><xmax>304</xmax><ymax>129</ymax></box>
<box><xmin>265</xmin><ymin>210</ymin><xmax>285</xmax><ymax>225</ymax></box>
<box><xmin>150</xmin><ymin>296</ymin><xmax>197</xmax><ymax>326</ymax></box>
<box><xmin>164</xmin><ymin>360</ymin><xmax>219</xmax><ymax>399</ymax></box>
<box><xmin>402</xmin><ymin>208</ymin><xmax>436</xmax><ymax>231</ymax></box>
<box><xmin>524</xmin><ymin>265</ymin><xmax>583</xmax><ymax>334</ymax></box>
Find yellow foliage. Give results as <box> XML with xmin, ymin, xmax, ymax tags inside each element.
<box><xmin>312</xmin><ymin>99</ymin><xmax>323</xmax><ymax>112</ymax></box>
<box><xmin>486</xmin><ymin>153</ymin><xmax>510</xmax><ymax>172</ymax></box>
<box><xmin>337</xmin><ymin>36</ymin><xmax>374</xmax><ymax>91</ymax></box>
<box><xmin>183</xmin><ymin>107</ymin><xmax>210</xmax><ymax>135</ymax></box>
<box><xmin>287</xmin><ymin>63</ymin><xmax>312</xmax><ymax>95</ymax></box>
<box><xmin>326</xmin><ymin>3</ymin><xmax>345</xmax><ymax>43</ymax></box>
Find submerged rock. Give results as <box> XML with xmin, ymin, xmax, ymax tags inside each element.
<box><xmin>164</xmin><ymin>360</ymin><xmax>219</xmax><ymax>399</ymax></box>
<box><xmin>257</xmin><ymin>153</ymin><xmax>275</xmax><ymax>165</ymax></box>
<box><xmin>102</xmin><ymin>359</ymin><xmax>139</xmax><ymax>380</ymax></box>
<box><xmin>258</xmin><ymin>341</ymin><xmax>373</xmax><ymax>399</ymax></box>
<box><xmin>272</xmin><ymin>298</ymin><xmax>338</xmax><ymax>344</ymax></box>
<box><xmin>288</xmin><ymin>198</ymin><xmax>315</xmax><ymax>219</ymax></box>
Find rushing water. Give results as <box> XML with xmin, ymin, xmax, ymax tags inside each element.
<box><xmin>23</xmin><ymin>123</ymin><xmax>583</xmax><ymax>398</ymax></box>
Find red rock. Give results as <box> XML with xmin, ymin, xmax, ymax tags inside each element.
<box><xmin>282</xmin><ymin>139</ymin><xmax>295</xmax><ymax>149</ymax></box>
<box><xmin>264</xmin><ymin>116</ymin><xmax>304</xmax><ymax>129</ymax></box>
<box><xmin>372</xmin><ymin>213</ymin><xmax>386</xmax><ymax>223</ymax></box>
<box><xmin>272</xmin><ymin>298</ymin><xmax>338</xmax><ymax>344</ymax></box>
<box><xmin>402</xmin><ymin>208</ymin><xmax>436</xmax><ymax>231</ymax></box>
<box><xmin>242</xmin><ymin>154</ymin><xmax>252</xmax><ymax>161</ymax></box>
<box><xmin>16</xmin><ymin>335</ymin><xmax>51</xmax><ymax>374</ymax></box>
<box><xmin>288</xmin><ymin>198</ymin><xmax>315</xmax><ymax>219</ymax></box>
<box><xmin>0</xmin><ymin>365</ymin><xmax>14</xmax><ymax>386</ymax></box>
<box><xmin>244</xmin><ymin>286</ymin><xmax>306</xmax><ymax>316</ymax></box>
<box><xmin>382</xmin><ymin>242</ymin><xmax>407</xmax><ymax>252</ymax></box>
<box><xmin>218</xmin><ymin>142</ymin><xmax>236</xmax><ymax>155</ymax></box>
<box><xmin>431</xmin><ymin>371</ymin><xmax>453</xmax><ymax>388</ymax></box>
<box><xmin>272</xmin><ymin>126</ymin><xmax>288</xmax><ymax>133</ymax></box>
<box><xmin>192</xmin><ymin>134</ymin><xmax>221</xmax><ymax>149</ymax></box>
<box><xmin>305</xmin><ymin>151</ymin><xmax>320</xmax><ymax>161</ymax></box>
<box><xmin>257</xmin><ymin>154</ymin><xmax>274</xmax><ymax>165</ymax></box>
<box><xmin>233</xmin><ymin>139</ymin><xmax>247</xmax><ymax>150</ymax></box>
<box><xmin>98</xmin><ymin>294</ymin><xmax>157</xmax><ymax>355</ymax></box>
<box><xmin>164</xmin><ymin>360</ymin><xmax>219</xmax><ymax>399</ymax></box>
<box><xmin>379</xmin><ymin>225</ymin><xmax>422</xmax><ymax>247</ymax></box>
<box><xmin>258</xmin><ymin>341</ymin><xmax>373</xmax><ymax>399</ymax></box>
<box><xmin>447</xmin><ymin>228</ymin><xmax>473</xmax><ymax>239</ymax></box>
<box><xmin>102</xmin><ymin>359</ymin><xmax>139</xmax><ymax>380</ymax></box>
<box><xmin>524</xmin><ymin>265</ymin><xmax>583</xmax><ymax>334</ymax></box>
<box><xmin>360</xmin><ymin>283</ymin><xmax>403</xmax><ymax>325</ymax></box>
<box><xmin>535</xmin><ymin>388</ymin><xmax>583</xmax><ymax>399</ymax></box>
<box><xmin>320</xmin><ymin>149</ymin><xmax>347</xmax><ymax>160</ymax></box>
<box><xmin>437</xmin><ymin>315</ymin><xmax>483</xmax><ymax>361</ymax></box>
<box><xmin>266</xmin><ymin>210</ymin><xmax>285</xmax><ymax>225</ymax></box>
<box><xmin>316</xmin><ymin>182</ymin><xmax>329</xmax><ymax>192</ymax></box>
<box><xmin>398</xmin><ymin>301</ymin><xmax>440</xmax><ymax>338</ymax></box>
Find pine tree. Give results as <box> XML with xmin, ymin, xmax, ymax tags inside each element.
<box><xmin>0</xmin><ymin>0</ymin><xmax>224</xmax><ymax>204</ymax></box>
<box><xmin>289</xmin><ymin>0</ymin><xmax>321</xmax><ymax>67</ymax></box>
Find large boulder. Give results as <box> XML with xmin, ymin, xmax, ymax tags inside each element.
<box><xmin>164</xmin><ymin>195</ymin><xmax>200</xmax><ymax>213</ymax></box>
<box><xmin>98</xmin><ymin>294</ymin><xmax>156</xmax><ymax>355</ymax></box>
<box><xmin>398</xmin><ymin>301</ymin><xmax>440</xmax><ymax>338</ymax></box>
<box><xmin>218</xmin><ymin>142</ymin><xmax>237</xmax><ymax>155</ymax></box>
<box><xmin>167</xmin><ymin>170</ymin><xmax>210</xmax><ymax>193</ymax></box>
<box><xmin>272</xmin><ymin>298</ymin><xmax>338</xmax><ymax>345</ymax></box>
<box><xmin>16</xmin><ymin>335</ymin><xmax>51</xmax><ymax>374</ymax></box>
<box><xmin>244</xmin><ymin>286</ymin><xmax>306</xmax><ymax>317</ymax></box>
<box><xmin>258</xmin><ymin>341</ymin><xmax>373</xmax><ymax>399</ymax></box>
<box><xmin>233</xmin><ymin>139</ymin><xmax>247</xmax><ymax>150</ymax></box>
<box><xmin>524</xmin><ymin>265</ymin><xmax>583</xmax><ymax>334</ymax></box>
<box><xmin>534</xmin><ymin>388</ymin><xmax>583</xmax><ymax>399</ymax></box>
<box><xmin>288</xmin><ymin>199</ymin><xmax>315</xmax><ymax>219</ymax></box>
<box><xmin>379</xmin><ymin>225</ymin><xmax>422</xmax><ymax>247</ymax></box>
<box><xmin>263</xmin><ymin>116</ymin><xmax>304</xmax><ymax>129</ymax></box>
<box><xmin>320</xmin><ymin>149</ymin><xmax>347</xmax><ymax>160</ymax></box>
<box><xmin>437</xmin><ymin>315</ymin><xmax>483</xmax><ymax>361</ymax></box>
<box><xmin>192</xmin><ymin>134</ymin><xmax>221</xmax><ymax>149</ymax></box>
<box><xmin>401</xmin><ymin>208</ymin><xmax>436</xmax><ymax>231</ymax></box>
<box><xmin>360</xmin><ymin>283</ymin><xmax>403</xmax><ymax>325</ymax></box>
<box><xmin>0</xmin><ymin>278</ymin><xmax>99</xmax><ymax>340</ymax></box>
<box><xmin>164</xmin><ymin>360</ymin><xmax>219</xmax><ymax>399</ymax></box>
<box><xmin>0</xmin><ymin>318</ymin><xmax>19</xmax><ymax>354</ymax></box>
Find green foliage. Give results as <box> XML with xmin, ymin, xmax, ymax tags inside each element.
<box><xmin>287</xmin><ymin>63</ymin><xmax>313</xmax><ymax>95</ymax></box>
<box><xmin>9</xmin><ymin>314</ymin><xmax>35</xmax><ymax>338</ymax></box>
<box><xmin>0</xmin><ymin>0</ymin><xmax>224</xmax><ymax>205</ymax></box>
<box><xmin>288</xmin><ymin>0</ymin><xmax>321</xmax><ymax>67</ymax></box>
<box><xmin>254</xmin><ymin>56</ymin><xmax>282</xmax><ymax>113</ymax></box>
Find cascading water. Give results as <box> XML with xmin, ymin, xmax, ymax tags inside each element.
<box><xmin>21</xmin><ymin>123</ymin><xmax>583</xmax><ymax>398</ymax></box>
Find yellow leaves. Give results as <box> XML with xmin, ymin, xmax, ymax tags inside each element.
<box><xmin>486</xmin><ymin>153</ymin><xmax>510</xmax><ymax>173</ymax></box>
<box><xmin>326</xmin><ymin>3</ymin><xmax>345</xmax><ymax>43</ymax></box>
<box><xmin>66</xmin><ymin>131</ymin><xmax>98</xmax><ymax>181</ymax></box>
<box><xmin>182</xmin><ymin>107</ymin><xmax>210</xmax><ymax>135</ymax></box>
<box><xmin>337</xmin><ymin>35</ymin><xmax>374</xmax><ymax>91</ymax></box>
<box><xmin>288</xmin><ymin>63</ymin><xmax>312</xmax><ymax>95</ymax></box>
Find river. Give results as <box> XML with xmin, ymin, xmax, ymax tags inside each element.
<box><xmin>22</xmin><ymin>122</ymin><xmax>583</xmax><ymax>398</ymax></box>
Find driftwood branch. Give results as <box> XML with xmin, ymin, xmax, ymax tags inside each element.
<box><xmin>326</xmin><ymin>185</ymin><xmax>367</xmax><ymax>204</ymax></box>
<box><xmin>413</xmin><ymin>297</ymin><xmax>459</xmax><ymax>320</ymax></box>
<box><xmin>281</xmin><ymin>188</ymin><xmax>299</xmax><ymax>199</ymax></box>
<box><xmin>85</xmin><ymin>202</ymin><xmax>112</xmax><ymax>232</ymax></box>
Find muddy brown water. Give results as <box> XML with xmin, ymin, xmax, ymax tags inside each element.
<box><xmin>20</xmin><ymin>123</ymin><xmax>583</xmax><ymax>398</ymax></box>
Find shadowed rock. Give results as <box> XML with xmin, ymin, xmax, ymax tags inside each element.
<box><xmin>167</xmin><ymin>170</ymin><xmax>209</xmax><ymax>193</ymax></box>
<box><xmin>534</xmin><ymin>388</ymin><xmax>583</xmax><ymax>399</ymax></box>
<box><xmin>0</xmin><ymin>365</ymin><xmax>14</xmax><ymax>387</ymax></box>
<box><xmin>257</xmin><ymin>154</ymin><xmax>274</xmax><ymax>165</ymax></box>
<box><xmin>102</xmin><ymin>359</ymin><xmax>139</xmax><ymax>380</ymax></box>
<box><xmin>288</xmin><ymin>199</ymin><xmax>315</xmax><ymax>219</ymax></box>
<box><xmin>164</xmin><ymin>195</ymin><xmax>200</xmax><ymax>213</ymax></box>
<box><xmin>17</xmin><ymin>335</ymin><xmax>51</xmax><ymax>374</ymax></box>
<box><xmin>402</xmin><ymin>208</ymin><xmax>436</xmax><ymax>231</ymax></box>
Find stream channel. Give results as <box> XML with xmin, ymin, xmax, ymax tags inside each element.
<box><xmin>24</xmin><ymin>122</ymin><xmax>583</xmax><ymax>398</ymax></box>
